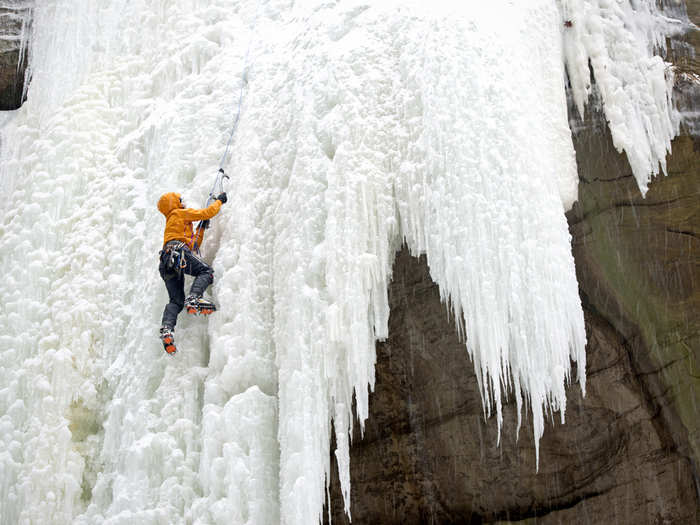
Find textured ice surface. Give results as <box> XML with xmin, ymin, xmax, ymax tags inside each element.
<box><xmin>0</xmin><ymin>0</ymin><xmax>682</xmax><ymax>524</ymax></box>
<box><xmin>559</xmin><ymin>0</ymin><xmax>683</xmax><ymax>194</ymax></box>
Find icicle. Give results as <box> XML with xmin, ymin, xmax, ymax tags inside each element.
<box><xmin>0</xmin><ymin>1</ymin><xmax>684</xmax><ymax>524</ymax></box>
<box><xmin>558</xmin><ymin>0</ymin><xmax>685</xmax><ymax>194</ymax></box>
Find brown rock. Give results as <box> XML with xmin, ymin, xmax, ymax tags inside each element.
<box><xmin>568</xmin><ymin>107</ymin><xmax>700</xmax><ymax>474</ymax></box>
<box><xmin>326</xmin><ymin>249</ymin><xmax>698</xmax><ymax>524</ymax></box>
<box><xmin>327</xmin><ymin>3</ymin><xmax>700</xmax><ymax>523</ymax></box>
<box><xmin>0</xmin><ymin>2</ymin><xmax>31</xmax><ymax>110</ymax></box>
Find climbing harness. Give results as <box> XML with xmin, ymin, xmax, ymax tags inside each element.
<box><xmin>162</xmin><ymin>241</ymin><xmax>187</xmax><ymax>275</ymax></box>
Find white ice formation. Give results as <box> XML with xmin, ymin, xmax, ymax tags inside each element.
<box><xmin>0</xmin><ymin>1</ymin><xmax>683</xmax><ymax>524</ymax></box>
<box><xmin>560</xmin><ymin>0</ymin><xmax>683</xmax><ymax>194</ymax></box>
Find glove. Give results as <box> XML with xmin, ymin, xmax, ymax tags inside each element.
<box><xmin>200</xmin><ymin>219</ymin><xmax>211</xmax><ymax>229</ymax></box>
<box><xmin>216</xmin><ymin>192</ymin><xmax>228</xmax><ymax>204</ymax></box>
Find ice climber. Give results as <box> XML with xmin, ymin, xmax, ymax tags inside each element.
<box><xmin>157</xmin><ymin>191</ymin><xmax>227</xmax><ymax>354</ymax></box>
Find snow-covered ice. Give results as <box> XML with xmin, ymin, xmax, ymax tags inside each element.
<box><xmin>0</xmin><ymin>1</ymin><xmax>683</xmax><ymax>524</ymax></box>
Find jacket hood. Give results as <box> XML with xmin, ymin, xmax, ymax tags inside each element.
<box><xmin>158</xmin><ymin>192</ymin><xmax>181</xmax><ymax>216</ymax></box>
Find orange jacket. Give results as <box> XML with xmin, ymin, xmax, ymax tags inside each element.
<box><xmin>157</xmin><ymin>192</ymin><xmax>222</xmax><ymax>250</ymax></box>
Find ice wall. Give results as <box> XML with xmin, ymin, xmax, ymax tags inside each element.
<box><xmin>559</xmin><ymin>0</ymin><xmax>683</xmax><ymax>194</ymax></box>
<box><xmin>0</xmin><ymin>1</ymin><xmax>681</xmax><ymax>524</ymax></box>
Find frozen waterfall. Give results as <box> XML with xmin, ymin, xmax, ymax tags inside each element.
<box><xmin>0</xmin><ymin>0</ymin><xmax>681</xmax><ymax>524</ymax></box>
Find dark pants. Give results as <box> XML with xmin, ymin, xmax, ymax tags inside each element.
<box><xmin>159</xmin><ymin>244</ymin><xmax>214</xmax><ymax>329</ymax></box>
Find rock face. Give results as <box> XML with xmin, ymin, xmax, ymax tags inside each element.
<box><xmin>327</xmin><ymin>250</ymin><xmax>698</xmax><ymax>524</ymax></box>
<box><xmin>327</xmin><ymin>162</ymin><xmax>700</xmax><ymax>523</ymax></box>
<box><xmin>0</xmin><ymin>3</ymin><xmax>697</xmax><ymax>524</ymax></box>
<box><xmin>0</xmin><ymin>1</ymin><xmax>30</xmax><ymax>110</ymax></box>
<box><xmin>327</xmin><ymin>4</ymin><xmax>700</xmax><ymax>524</ymax></box>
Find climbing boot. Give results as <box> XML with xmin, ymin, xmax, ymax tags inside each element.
<box><xmin>185</xmin><ymin>295</ymin><xmax>217</xmax><ymax>315</ymax></box>
<box><xmin>160</xmin><ymin>326</ymin><xmax>177</xmax><ymax>355</ymax></box>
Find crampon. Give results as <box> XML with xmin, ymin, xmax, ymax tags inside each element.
<box><xmin>185</xmin><ymin>295</ymin><xmax>217</xmax><ymax>316</ymax></box>
<box><xmin>160</xmin><ymin>326</ymin><xmax>177</xmax><ymax>355</ymax></box>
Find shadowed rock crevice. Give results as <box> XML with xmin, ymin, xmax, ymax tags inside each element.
<box><xmin>326</xmin><ymin>247</ymin><xmax>698</xmax><ymax>524</ymax></box>
<box><xmin>0</xmin><ymin>1</ymin><xmax>31</xmax><ymax>110</ymax></box>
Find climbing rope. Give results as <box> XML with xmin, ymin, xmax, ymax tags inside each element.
<box><xmin>193</xmin><ymin>3</ymin><xmax>262</xmax><ymax>247</ymax></box>
<box><xmin>217</xmin><ymin>2</ymin><xmax>263</xmax><ymax>173</ymax></box>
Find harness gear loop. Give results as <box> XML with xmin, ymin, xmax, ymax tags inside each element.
<box><xmin>162</xmin><ymin>241</ymin><xmax>187</xmax><ymax>275</ymax></box>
